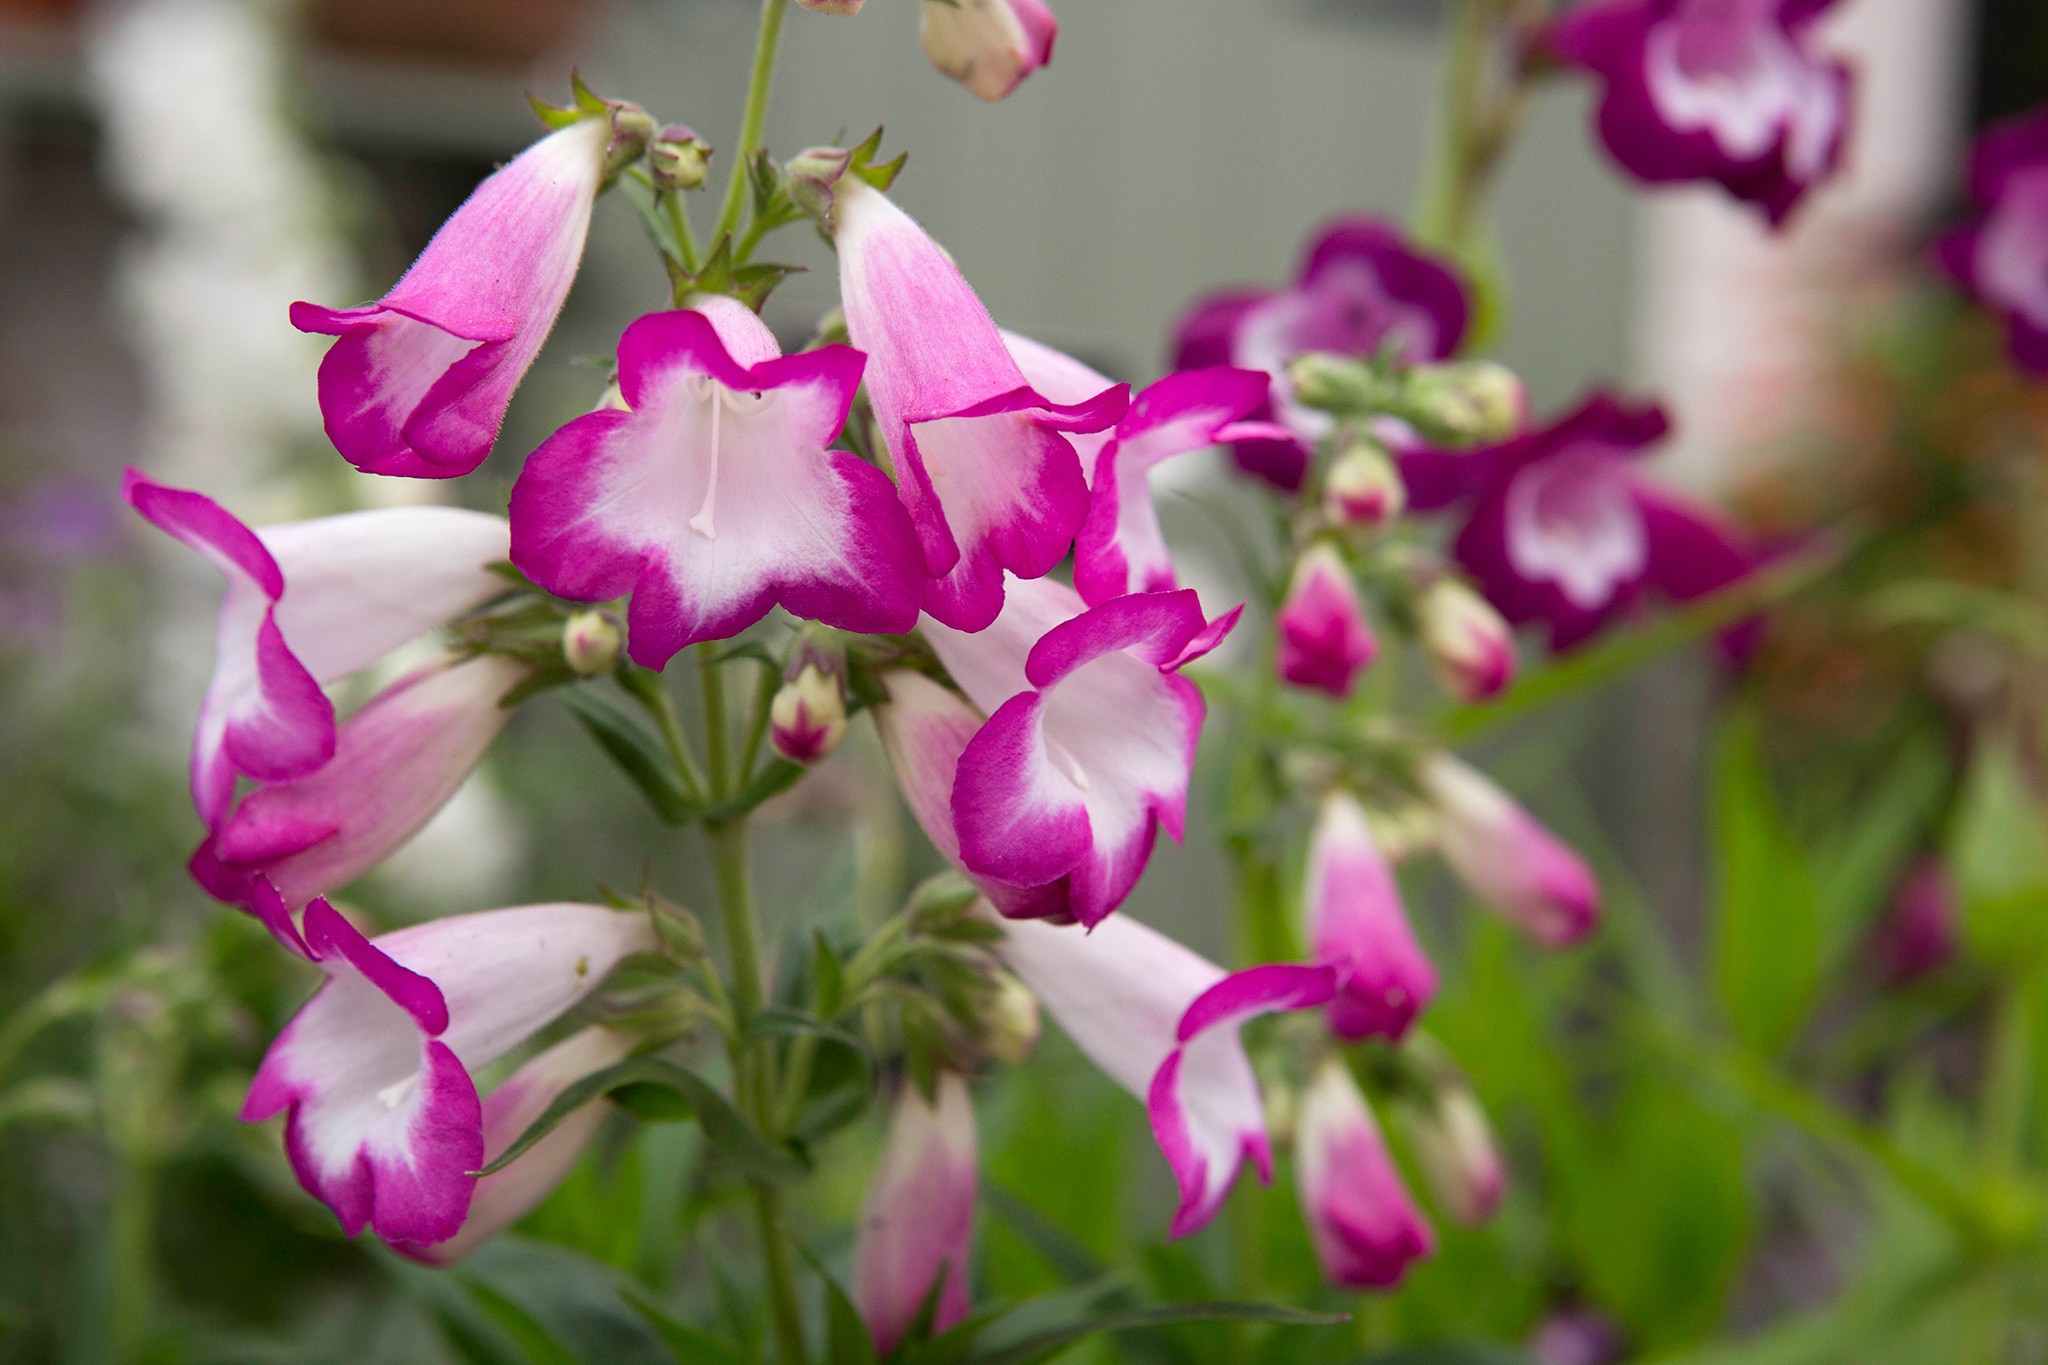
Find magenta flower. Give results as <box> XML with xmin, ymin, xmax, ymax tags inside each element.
<box><xmin>1872</xmin><ymin>856</ymin><xmax>1959</xmax><ymax>984</ymax></box>
<box><xmin>1937</xmin><ymin>106</ymin><xmax>2048</xmax><ymax>377</ymax></box>
<box><xmin>1305</xmin><ymin>792</ymin><xmax>1436</xmax><ymax>1041</ymax></box>
<box><xmin>191</xmin><ymin>654</ymin><xmax>526</xmax><ymax>911</ymax></box>
<box><xmin>1172</xmin><ymin>217</ymin><xmax>1470</xmax><ymax>490</ymax></box>
<box><xmin>1409</xmin><ymin>393</ymin><xmax>1758</xmax><ymax>650</ymax></box>
<box><xmin>923</xmin><ymin>577</ymin><xmax>1240</xmax><ymax>927</ymax></box>
<box><xmin>1276</xmin><ymin>545</ymin><xmax>1378</xmax><ymax>699</ymax></box>
<box><xmin>1420</xmin><ymin>754</ymin><xmax>1600</xmax><ymax>947</ymax></box>
<box><xmin>1294</xmin><ymin>1059</ymin><xmax>1434</xmax><ymax>1289</ymax></box>
<box><xmin>920</xmin><ymin>0</ymin><xmax>1057</xmax><ymax>101</ymax></box>
<box><xmin>835</xmin><ymin>178</ymin><xmax>1126</xmax><ymax>631</ymax></box>
<box><xmin>241</xmin><ymin>888</ymin><xmax>653</xmax><ymax>1247</ymax></box>
<box><xmin>1550</xmin><ymin>0</ymin><xmax>1852</xmax><ymax>227</ymax></box>
<box><xmin>853</xmin><ymin>1071</ymin><xmax>978</xmax><ymax>1354</ymax></box>
<box><xmin>508</xmin><ymin>300</ymin><xmax>923</xmax><ymax>667</ymax></box>
<box><xmin>123</xmin><ymin>470</ymin><xmax>509</xmax><ymax>829</ymax></box>
<box><xmin>291</xmin><ymin>114</ymin><xmax>614</xmax><ymax>478</ymax></box>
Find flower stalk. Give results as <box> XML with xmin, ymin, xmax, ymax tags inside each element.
<box><xmin>715</xmin><ymin>0</ymin><xmax>794</xmax><ymax>247</ymax></box>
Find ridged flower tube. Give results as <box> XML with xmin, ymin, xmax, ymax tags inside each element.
<box><xmin>919</xmin><ymin>0</ymin><xmax>1057</xmax><ymax>102</ymax></box>
<box><xmin>1294</xmin><ymin>1059</ymin><xmax>1434</xmax><ymax>1289</ymax></box>
<box><xmin>833</xmin><ymin>177</ymin><xmax>1127</xmax><ymax>630</ymax></box>
<box><xmin>241</xmin><ymin>890</ymin><xmax>654</xmax><ymax>1248</ymax></box>
<box><xmin>1420</xmin><ymin>754</ymin><xmax>1601</xmax><ymax>947</ymax></box>
<box><xmin>853</xmin><ymin>1071</ymin><xmax>978</xmax><ymax>1354</ymax></box>
<box><xmin>191</xmin><ymin>654</ymin><xmax>527</xmax><ymax>911</ymax></box>
<box><xmin>123</xmin><ymin>470</ymin><xmax>509</xmax><ymax>827</ymax></box>
<box><xmin>1305</xmin><ymin>792</ymin><xmax>1437</xmax><ymax>1042</ymax></box>
<box><xmin>508</xmin><ymin>299</ymin><xmax>923</xmax><ymax>667</ymax></box>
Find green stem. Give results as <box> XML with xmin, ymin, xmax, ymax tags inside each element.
<box><xmin>665</xmin><ymin>191</ymin><xmax>701</xmax><ymax>274</ymax></box>
<box><xmin>738</xmin><ymin>660</ymin><xmax>779</xmax><ymax>783</ymax></box>
<box><xmin>708</xmin><ymin>820</ymin><xmax>765</xmax><ymax>1018</ymax></box>
<box><xmin>649</xmin><ymin>684</ymin><xmax>710</xmax><ymax>807</ymax></box>
<box><xmin>713</xmin><ymin>0</ymin><xmax>793</xmax><ymax>247</ymax></box>
<box><xmin>750</xmin><ymin>1182</ymin><xmax>807</xmax><ymax>1365</ymax></box>
<box><xmin>700</xmin><ymin>651</ymin><xmax>734</xmax><ymax>799</ymax></box>
<box><xmin>1979</xmin><ymin>978</ymin><xmax>2035</xmax><ymax>1176</ymax></box>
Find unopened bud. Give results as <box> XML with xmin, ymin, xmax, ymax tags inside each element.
<box><xmin>647</xmin><ymin>123</ymin><xmax>711</xmax><ymax>191</ymax></box>
<box><xmin>563</xmin><ymin>610</ymin><xmax>622</xmax><ymax>677</ymax></box>
<box><xmin>771</xmin><ymin>646</ymin><xmax>848</xmax><ymax>765</ymax></box>
<box><xmin>919</xmin><ymin>0</ymin><xmax>1057</xmax><ymax>102</ymax></box>
<box><xmin>1324</xmin><ymin>435</ymin><xmax>1406</xmax><ymax>527</ymax></box>
<box><xmin>976</xmin><ymin>970</ymin><xmax>1040</xmax><ymax>1065</ymax></box>
<box><xmin>797</xmin><ymin>0</ymin><xmax>865</xmax><ymax>11</ymax></box>
<box><xmin>1287</xmin><ymin>352</ymin><xmax>1386</xmax><ymax>416</ymax></box>
<box><xmin>1400</xmin><ymin>361</ymin><xmax>1527</xmax><ymax>446</ymax></box>
<box><xmin>1417</xmin><ymin>578</ymin><xmax>1515</xmax><ymax>703</ymax></box>
<box><xmin>786</xmin><ymin>144</ymin><xmax>855</xmax><ymax>227</ymax></box>
<box><xmin>1396</xmin><ymin>1077</ymin><xmax>1505</xmax><ymax>1226</ymax></box>
<box><xmin>604</xmin><ymin>101</ymin><xmax>659</xmax><ymax>178</ymax></box>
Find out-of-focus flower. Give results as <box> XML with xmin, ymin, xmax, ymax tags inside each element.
<box><xmin>291</xmin><ymin>109</ymin><xmax>625</xmax><ymax>478</ymax></box>
<box><xmin>1872</xmin><ymin>856</ymin><xmax>1959</xmax><ymax>983</ymax></box>
<box><xmin>1294</xmin><ymin>1059</ymin><xmax>1434</xmax><ymax>1289</ymax></box>
<box><xmin>123</xmin><ymin>470</ymin><xmax>509</xmax><ymax>827</ymax></box>
<box><xmin>1550</xmin><ymin>0</ymin><xmax>1852</xmax><ymax>227</ymax></box>
<box><xmin>1277</xmin><ymin>545</ymin><xmax>1377</xmax><ymax>699</ymax></box>
<box><xmin>1419</xmin><ymin>754</ymin><xmax>1601</xmax><ymax>947</ymax></box>
<box><xmin>923</xmin><ymin>577</ymin><xmax>1239</xmax><ymax>926</ymax></box>
<box><xmin>832</xmin><ymin>175</ymin><xmax>1126</xmax><ymax>630</ymax></box>
<box><xmin>508</xmin><ymin>301</ymin><xmax>922</xmax><ymax>668</ymax></box>
<box><xmin>1173</xmin><ymin>217</ymin><xmax>1470</xmax><ymax>490</ymax></box>
<box><xmin>1529</xmin><ymin>1308</ymin><xmax>1628</xmax><ymax>1365</ymax></box>
<box><xmin>1394</xmin><ymin>1069</ymin><xmax>1505</xmax><ymax>1226</ymax></box>
<box><xmin>1324</xmin><ymin>435</ymin><xmax>1406</xmax><ymax>528</ymax></box>
<box><xmin>854</xmin><ymin>1072</ymin><xmax>978</xmax><ymax>1354</ymax></box>
<box><xmin>771</xmin><ymin>643</ymin><xmax>850</xmax><ymax>766</ymax></box>
<box><xmin>1407</xmin><ymin>393</ymin><xmax>1759</xmax><ymax>651</ymax></box>
<box><xmin>1415</xmin><ymin>577</ymin><xmax>1517</xmax><ymax>703</ymax></box>
<box><xmin>191</xmin><ymin>655</ymin><xmax>527</xmax><ymax>911</ymax></box>
<box><xmin>1937</xmin><ymin>106</ymin><xmax>2048</xmax><ymax>378</ymax></box>
<box><xmin>241</xmin><ymin>888</ymin><xmax>653</xmax><ymax>1247</ymax></box>
<box><xmin>562</xmin><ymin>610</ymin><xmax>623</xmax><ymax>678</ymax></box>
<box><xmin>1305</xmin><ymin>792</ymin><xmax>1436</xmax><ymax>1041</ymax></box>
<box><xmin>919</xmin><ymin>0</ymin><xmax>1057</xmax><ymax>102</ymax></box>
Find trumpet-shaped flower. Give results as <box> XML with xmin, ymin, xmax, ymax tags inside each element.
<box><xmin>291</xmin><ymin>114</ymin><xmax>614</xmax><ymax>477</ymax></box>
<box><xmin>924</xmin><ymin>577</ymin><xmax>1239</xmax><ymax>926</ymax></box>
<box><xmin>920</xmin><ymin>0</ymin><xmax>1057</xmax><ymax>102</ymax></box>
<box><xmin>1276</xmin><ymin>545</ymin><xmax>1377</xmax><ymax>699</ymax></box>
<box><xmin>1395</xmin><ymin>1074</ymin><xmax>1506</xmax><ymax>1227</ymax></box>
<box><xmin>1419</xmin><ymin>754</ymin><xmax>1600</xmax><ymax>947</ymax></box>
<box><xmin>192</xmin><ymin>654</ymin><xmax>527</xmax><ymax>911</ymax></box>
<box><xmin>854</xmin><ymin>1071</ymin><xmax>978</xmax><ymax>1354</ymax></box>
<box><xmin>1550</xmin><ymin>0</ymin><xmax>1851</xmax><ymax>227</ymax></box>
<box><xmin>508</xmin><ymin>301</ymin><xmax>923</xmax><ymax>667</ymax></box>
<box><xmin>1937</xmin><ymin>106</ymin><xmax>2048</xmax><ymax>377</ymax></box>
<box><xmin>1173</xmin><ymin>217</ymin><xmax>1470</xmax><ymax>490</ymax></box>
<box><xmin>241</xmin><ymin>890</ymin><xmax>654</xmax><ymax>1247</ymax></box>
<box><xmin>123</xmin><ymin>470</ymin><xmax>509</xmax><ymax>827</ymax></box>
<box><xmin>1416</xmin><ymin>578</ymin><xmax>1516</xmax><ymax>703</ymax></box>
<box><xmin>1305</xmin><ymin>792</ymin><xmax>1436</xmax><ymax>1041</ymax></box>
<box><xmin>1294</xmin><ymin>1059</ymin><xmax>1434</xmax><ymax>1289</ymax></box>
<box><xmin>834</xmin><ymin>177</ymin><xmax>1127</xmax><ymax>630</ymax></box>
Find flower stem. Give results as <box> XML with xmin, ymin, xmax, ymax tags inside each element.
<box><xmin>714</xmin><ymin>0</ymin><xmax>793</xmax><ymax>248</ymax></box>
<box><xmin>700</xmin><ymin>650</ymin><xmax>734</xmax><ymax>798</ymax></box>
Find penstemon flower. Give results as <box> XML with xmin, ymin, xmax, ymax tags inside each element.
<box><xmin>853</xmin><ymin>1071</ymin><xmax>978</xmax><ymax>1354</ymax></box>
<box><xmin>831</xmin><ymin>174</ymin><xmax>1127</xmax><ymax>631</ymax></box>
<box><xmin>507</xmin><ymin>299</ymin><xmax>923</xmax><ymax>667</ymax></box>
<box><xmin>1394</xmin><ymin>1067</ymin><xmax>1506</xmax><ymax>1228</ymax></box>
<box><xmin>1294</xmin><ymin>1058</ymin><xmax>1434</xmax><ymax>1289</ymax></box>
<box><xmin>241</xmin><ymin>887</ymin><xmax>654</xmax><ymax>1247</ymax></box>
<box><xmin>123</xmin><ymin>470</ymin><xmax>508</xmax><ymax>827</ymax></box>
<box><xmin>1550</xmin><ymin>0</ymin><xmax>1852</xmax><ymax>227</ymax></box>
<box><xmin>1937</xmin><ymin>105</ymin><xmax>2048</xmax><ymax>378</ymax></box>
<box><xmin>1415</xmin><ymin>578</ymin><xmax>1517</xmax><ymax>704</ymax></box>
<box><xmin>1419</xmin><ymin>753</ymin><xmax>1601</xmax><ymax>947</ymax></box>
<box><xmin>1304</xmin><ymin>791</ymin><xmax>1437</xmax><ymax>1042</ymax></box>
<box><xmin>1276</xmin><ymin>545</ymin><xmax>1378</xmax><ymax>700</ymax></box>
<box><xmin>919</xmin><ymin>0</ymin><xmax>1058</xmax><ymax>102</ymax></box>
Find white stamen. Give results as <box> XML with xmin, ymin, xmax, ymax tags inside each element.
<box><xmin>377</xmin><ymin>1075</ymin><xmax>417</xmax><ymax>1109</ymax></box>
<box><xmin>689</xmin><ymin>376</ymin><xmax>723</xmax><ymax>540</ymax></box>
<box><xmin>1046</xmin><ymin>737</ymin><xmax>1092</xmax><ymax>791</ymax></box>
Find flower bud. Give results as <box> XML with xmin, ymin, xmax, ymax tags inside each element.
<box><xmin>1287</xmin><ymin>352</ymin><xmax>1385</xmax><ymax>416</ymax></box>
<box><xmin>603</xmin><ymin>101</ymin><xmax>659</xmax><ymax>178</ymax></box>
<box><xmin>1394</xmin><ymin>1074</ymin><xmax>1505</xmax><ymax>1226</ymax></box>
<box><xmin>1277</xmin><ymin>544</ymin><xmax>1377</xmax><ymax>699</ymax></box>
<box><xmin>1400</xmin><ymin>361</ymin><xmax>1527</xmax><ymax>445</ymax></box>
<box><xmin>1530</xmin><ymin>1309</ymin><xmax>1626</xmax><ymax>1365</ymax></box>
<box><xmin>786</xmin><ymin>144</ymin><xmax>856</xmax><ymax>225</ymax></box>
<box><xmin>1324</xmin><ymin>434</ymin><xmax>1406</xmax><ymax>528</ymax></box>
<box><xmin>1419</xmin><ymin>753</ymin><xmax>1600</xmax><ymax>947</ymax></box>
<box><xmin>1294</xmin><ymin>1059</ymin><xmax>1434</xmax><ymax>1289</ymax></box>
<box><xmin>975</xmin><ymin>969</ymin><xmax>1041</xmax><ymax>1065</ymax></box>
<box><xmin>1872</xmin><ymin>856</ymin><xmax>1958</xmax><ymax>984</ymax></box>
<box><xmin>562</xmin><ymin>610</ymin><xmax>622</xmax><ymax>677</ymax></box>
<box><xmin>798</xmin><ymin>0</ymin><xmax>865</xmax><ymax>11</ymax></box>
<box><xmin>1417</xmin><ymin>578</ymin><xmax>1515</xmax><ymax>703</ymax></box>
<box><xmin>771</xmin><ymin>645</ymin><xmax>849</xmax><ymax>765</ymax></box>
<box><xmin>855</xmin><ymin>1072</ymin><xmax>977</xmax><ymax>1354</ymax></box>
<box><xmin>919</xmin><ymin>0</ymin><xmax>1057</xmax><ymax>103</ymax></box>
<box><xmin>647</xmin><ymin>124</ymin><xmax>711</xmax><ymax>192</ymax></box>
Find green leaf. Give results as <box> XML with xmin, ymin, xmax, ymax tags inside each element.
<box><xmin>619</xmin><ymin>1286</ymin><xmax>747</xmax><ymax>1365</ymax></box>
<box><xmin>794</xmin><ymin>1244</ymin><xmax>880</xmax><ymax>1365</ymax></box>
<box><xmin>1351</xmin><ymin>1349</ymin><xmax>1534</xmax><ymax>1365</ymax></box>
<box><xmin>982</xmin><ymin>1186</ymin><xmax>1107</xmax><ymax>1286</ymax></box>
<box><xmin>1810</xmin><ymin>727</ymin><xmax>1951</xmax><ymax>974</ymax></box>
<box><xmin>477</xmin><ymin>1056</ymin><xmax>804</xmax><ymax>1185</ymax></box>
<box><xmin>705</xmin><ymin>759</ymin><xmax>807</xmax><ymax>823</ymax></box>
<box><xmin>1948</xmin><ymin>728</ymin><xmax>2048</xmax><ymax>965</ymax></box>
<box><xmin>1711</xmin><ymin>707</ymin><xmax>1823</xmax><ymax>1055</ymax></box>
<box><xmin>972</xmin><ymin>1303</ymin><xmax>1346</xmax><ymax>1365</ymax></box>
<box><xmin>561</xmin><ymin>686</ymin><xmax>695</xmax><ymax>825</ymax></box>
<box><xmin>461</xmin><ymin>1279</ymin><xmax>583</xmax><ymax>1365</ymax></box>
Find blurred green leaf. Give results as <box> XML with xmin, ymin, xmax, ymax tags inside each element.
<box><xmin>561</xmin><ymin>687</ymin><xmax>696</xmax><ymax>825</ymax></box>
<box><xmin>462</xmin><ymin>1279</ymin><xmax>583</xmax><ymax>1365</ymax></box>
<box><xmin>1349</xmin><ymin>1349</ymin><xmax>1532</xmax><ymax>1364</ymax></box>
<box><xmin>621</xmin><ymin>1285</ymin><xmax>748</xmax><ymax>1365</ymax></box>
<box><xmin>972</xmin><ymin>1302</ymin><xmax>1347</xmax><ymax>1365</ymax></box>
<box><xmin>1947</xmin><ymin>730</ymin><xmax>2048</xmax><ymax>965</ymax></box>
<box><xmin>1809</xmin><ymin>727</ymin><xmax>1951</xmax><ymax>974</ymax></box>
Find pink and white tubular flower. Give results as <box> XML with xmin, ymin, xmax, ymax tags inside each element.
<box><xmin>995</xmin><ymin>910</ymin><xmax>1333</xmax><ymax>1237</ymax></box>
<box><xmin>1277</xmin><ymin>545</ymin><xmax>1378</xmax><ymax>700</ymax></box>
<box><xmin>192</xmin><ymin>653</ymin><xmax>527</xmax><ymax>912</ymax></box>
<box><xmin>290</xmin><ymin>113</ymin><xmax>612</xmax><ymax>478</ymax></box>
<box><xmin>508</xmin><ymin>299</ymin><xmax>923</xmax><ymax>668</ymax></box>
<box><xmin>923</xmin><ymin>576</ymin><xmax>1241</xmax><ymax>927</ymax></box>
<box><xmin>1419</xmin><ymin>754</ymin><xmax>1601</xmax><ymax>947</ymax></box>
<box><xmin>1416</xmin><ymin>578</ymin><xmax>1516</xmax><ymax>704</ymax></box>
<box><xmin>1294</xmin><ymin>1059</ymin><xmax>1434</xmax><ymax>1290</ymax></box>
<box><xmin>404</xmin><ymin>1026</ymin><xmax>636</xmax><ymax>1266</ymax></box>
<box><xmin>833</xmin><ymin>177</ymin><xmax>1127</xmax><ymax>631</ymax></box>
<box><xmin>1306</xmin><ymin>792</ymin><xmax>1437</xmax><ymax>1042</ymax></box>
<box><xmin>853</xmin><ymin>1071</ymin><xmax>978</xmax><ymax>1355</ymax></box>
<box><xmin>1396</xmin><ymin>1079</ymin><xmax>1506</xmax><ymax>1228</ymax></box>
<box><xmin>241</xmin><ymin>888</ymin><xmax>655</xmax><ymax>1248</ymax></box>
<box><xmin>123</xmin><ymin>471</ymin><xmax>510</xmax><ymax>829</ymax></box>
<box><xmin>919</xmin><ymin>0</ymin><xmax>1057</xmax><ymax>102</ymax></box>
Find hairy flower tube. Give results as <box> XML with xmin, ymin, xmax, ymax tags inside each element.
<box><xmin>1550</xmin><ymin>0</ymin><xmax>1852</xmax><ymax>227</ymax></box>
<box><xmin>508</xmin><ymin>299</ymin><xmax>923</xmax><ymax>667</ymax></box>
<box><xmin>191</xmin><ymin>654</ymin><xmax>528</xmax><ymax>911</ymax></box>
<box><xmin>123</xmin><ymin>470</ymin><xmax>508</xmax><ymax>827</ymax></box>
<box><xmin>833</xmin><ymin>175</ymin><xmax>1127</xmax><ymax>630</ymax></box>
<box><xmin>1419</xmin><ymin>754</ymin><xmax>1601</xmax><ymax>947</ymax></box>
<box><xmin>923</xmin><ymin>576</ymin><xmax>1239</xmax><ymax>927</ymax></box>
<box><xmin>1276</xmin><ymin>545</ymin><xmax>1378</xmax><ymax>700</ymax></box>
<box><xmin>1305</xmin><ymin>791</ymin><xmax>1437</xmax><ymax>1041</ymax></box>
<box><xmin>241</xmin><ymin>888</ymin><xmax>655</xmax><ymax>1247</ymax></box>
<box><xmin>1938</xmin><ymin>105</ymin><xmax>2048</xmax><ymax>377</ymax></box>
<box><xmin>1174</xmin><ymin>217</ymin><xmax>1470</xmax><ymax>489</ymax></box>
<box><xmin>1294</xmin><ymin>1059</ymin><xmax>1435</xmax><ymax>1289</ymax></box>
<box><xmin>291</xmin><ymin>109</ymin><xmax>622</xmax><ymax>477</ymax></box>
<box><xmin>919</xmin><ymin>0</ymin><xmax>1057</xmax><ymax>102</ymax></box>
<box><xmin>853</xmin><ymin>1071</ymin><xmax>978</xmax><ymax>1354</ymax></box>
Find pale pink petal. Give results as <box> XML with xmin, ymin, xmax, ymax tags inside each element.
<box><xmin>854</xmin><ymin>1072</ymin><xmax>977</xmax><ymax>1353</ymax></box>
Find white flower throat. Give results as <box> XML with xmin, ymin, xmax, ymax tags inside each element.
<box><xmin>686</xmin><ymin>375</ymin><xmax>775</xmax><ymax>541</ymax></box>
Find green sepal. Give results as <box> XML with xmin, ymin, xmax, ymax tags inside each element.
<box><xmin>847</xmin><ymin>127</ymin><xmax>907</xmax><ymax>191</ymax></box>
